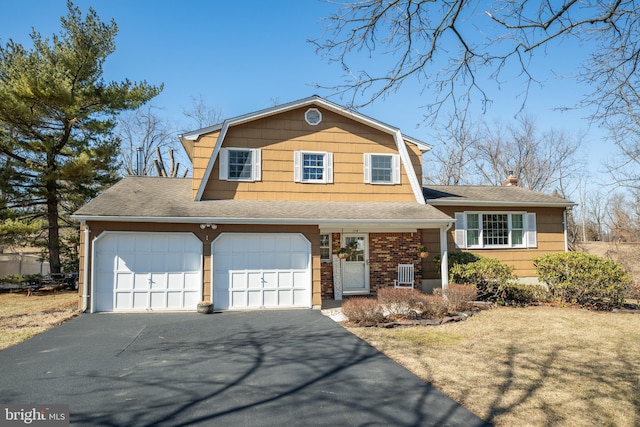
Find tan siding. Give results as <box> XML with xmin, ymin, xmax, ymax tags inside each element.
<box><xmin>421</xmin><ymin>206</ymin><xmax>568</xmax><ymax>279</ymax></box>
<box><xmin>191</xmin><ymin>130</ymin><xmax>220</xmax><ymax>198</ymax></box>
<box><xmin>77</xmin><ymin>222</ymin><xmax>322</xmax><ymax>310</ymax></box>
<box><xmin>195</xmin><ymin>106</ymin><xmax>418</xmax><ymax>202</ymax></box>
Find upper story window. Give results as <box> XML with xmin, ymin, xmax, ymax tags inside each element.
<box><xmin>455</xmin><ymin>212</ymin><xmax>536</xmax><ymax>249</ymax></box>
<box><xmin>364</xmin><ymin>153</ymin><xmax>400</xmax><ymax>184</ymax></box>
<box><xmin>219</xmin><ymin>148</ymin><xmax>261</xmax><ymax>181</ymax></box>
<box><xmin>294</xmin><ymin>151</ymin><xmax>333</xmax><ymax>184</ymax></box>
<box><xmin>304</xmin><ymin>108</ymin><xmax>322</xmax><ymax>125</ymax></box>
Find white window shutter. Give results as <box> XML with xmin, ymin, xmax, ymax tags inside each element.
<box><xmin>454</xmin><ymin>212</ymin><xmax>467</xmax><ymax>249</ymax></box>
<box><xmin>364</xmin><ymin>153</ymin><xmax>371</xmax><ymax>183</ymax></box>
<box><xmin>526</xmin><ymin>212</ymin><xmax>537</xmax><ymax>248</ymax></box>
<box><xmin>326</xmin><ymin>152</ymin><xmax>333</xmax><ymax>184</ymax></box>
<box><xmin>294</xmin><ymin>151</ymin><xmax>302</xmax><ymax>182</ymax></box>
<box><xmin>392</xmin><ymin>154</ymin><xmax>401</xmax><ymax>184</ymax></box>
<box><xmin>219</xmin><ymin>148</ymin><xmax>229</xmax><ymax>180</ymax></box>
<box><xmin>252</xmin><ymin>149</ymin><xmax>261</xmax><ymax>181</ymax></box>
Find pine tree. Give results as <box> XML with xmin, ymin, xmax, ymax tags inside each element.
<box><xmin>0</xmin><ymin>2</ymin><xmax>162</xmax><ymax>272</ymax></box>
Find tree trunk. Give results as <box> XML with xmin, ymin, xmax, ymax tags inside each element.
<box><xmin>46</xmin><ymin>177</ymin><xmax>61</xmax><ymax>274</ymax></box>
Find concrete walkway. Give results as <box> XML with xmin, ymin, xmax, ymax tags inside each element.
<box><xmin>0</xmin><ymin>310</ymin><xmax>490</xmax><ymax>426</ymax></box>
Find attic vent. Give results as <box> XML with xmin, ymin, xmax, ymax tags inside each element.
<box><xmin>304</xmin><ymin>108</ymin><xmax>322</xmax><ymax>125</ymax></box>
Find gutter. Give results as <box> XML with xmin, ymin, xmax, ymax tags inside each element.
<box><xmin>70</xmin><ymin>215</ymin><xmax>453</xmax><ymax>227</ymax></box>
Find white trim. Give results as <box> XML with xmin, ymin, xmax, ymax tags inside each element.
<box><xmin>440</xmin><ymin>225</ymin><xmax>450</xmax><ymax>289</ymax></box>
<box><xmin>196</xmin><ymin>121</ymin><xmax>229</xmax><ymax>200</ymax></box>
<box><xmin>82</xmin><ymin>222</ymin><xmax>90</xmax><ymax>312</ymax></box>
<box><xmin>427</xmin><ymin>200</ymin><xmax>576</xmax><ymax>208</ymax></box>
<box><xmin>393</xmin><ymin>129</ymin><xmax>425</xmax><ymax>204</ymax></box>
<box><xmin>73</xmin><ymin>215</ymin><xmax>452</xmax><ymax>228</ymax></box>
<box><xmin>190</xmin><ymin>96</ymin><xmax>431</xmax><ymax>203</ymax></box>
<box><xmin>363</xmin><ymin>153</ymin><xmax>401</xmax><ymax>185</ymax></box>
<box><xmin>304</xmin><ymin>108</ymin><xmax>322</xmax><ymax>125</ymax></box>
<box><xmin>218</xmin><ymin>147</ymin><xmax>261</xmax><ymax>182</ymax></box>
<box><xmin>455</xmin><ymin>211</ymin><xmax>535</xmax><ymax>249</ymax></box>
<box><xmin>294</xmin><ymin>151</ymin><xmax>332</xmax><ymax>184</ymax></box>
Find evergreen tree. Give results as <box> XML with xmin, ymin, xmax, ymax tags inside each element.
<box><xmin>0</xmin><ymin>2</ymin><xmax>162</xmax><ymax>272</ymax></box>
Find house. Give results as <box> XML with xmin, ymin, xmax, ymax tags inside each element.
<box><xmin>72</xmin><ymin>96</ymin><xmax>574</xmax><ymax>312</ymax></box>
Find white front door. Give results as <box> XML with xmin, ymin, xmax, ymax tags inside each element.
<box><xmin>342</xmin><ymin>234</ymin><xmax>369</xmax><ymax>294</ymax></box>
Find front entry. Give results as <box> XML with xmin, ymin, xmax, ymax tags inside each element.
<box><xmin>342</xmin><ymin>234</ymin><xmax>370</xmax><ymax>294</ymax></box>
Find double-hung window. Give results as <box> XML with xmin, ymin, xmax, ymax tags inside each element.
<box><xmin>364</xmin><ymin>153</ymin><xmax>401</xmax><ymax>184</ymax></box>
<box><xmin>455</xmin><ymin>212</ymin><xmax>536</xmax><ymax>249</ymax></box>
<box><xmin>219</xmin><ymin>148</ymin><xmax>261</xmax><ymax>181</ymax></box>
<box><xmin>294</xmin><ymin>151</ymin><xmax>333</xmax><ymax>184</ymax></box>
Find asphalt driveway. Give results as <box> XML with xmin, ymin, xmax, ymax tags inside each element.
<box><xmin>0</xmin><ymin>310</ymin><xmax>490</xmax><ymax>426</ymax></box>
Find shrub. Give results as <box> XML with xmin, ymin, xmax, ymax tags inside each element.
<box><xmin>418</xmin><ymin>294</ymin><xmax>449</xmax><ymax>319</ymax></box>
<box><xmin>341</xmin><ymin>297</ymin><xmax>384</xmax><ymax>323</ymax></box>
<box><xmin>433</xmin><ymin>251</ymin><xmax>481</xmax><ymax>270</ymax></box>
<box><xmin>626</xmin><ymin>280</ymin><xmax>640</xmax><ymax>304</ymax></box>
<box><xmin>450</xmin><ymin>256</ymin><xmax>518</xmax><ymax>302</ymax></box>
<box><xmin>534</xmin><ymin>252</ymin><xmax>632</xmax><ymax>308</ymax></box>
<box><xmin>377</xmin><ymin>287</ymin><xmax>425</xmax><ymax>318</ymax></box>
<box><xmin>443</xmin><ymin>284</ymin><xmax>478</xmax><ymax>311</ymax></box>
<box><xmin>502</xmin><ymin>283</ymin><xmax>550</xmax><ymax>305</ymax></box>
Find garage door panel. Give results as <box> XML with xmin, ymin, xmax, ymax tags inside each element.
<box><xmin>247</xmin><ymin>272</ymin><xmax>263</xmax><ymax>288</ymax></box>
<box><xmin>263</xmin><ymin>272</ymin><xmax>277</xmax><ymax>288</ymax></box>
<box><xmin>276</xmin><ymin>272</ymin><xmax>291</xmax><ymax>288</ymax></box>
<box><xmin>231</xmin><ymin>272</ymin><xmax>246</xmax><ymax>289</ymax></box>
<box><xmin>248</xmin><ymin>291</ymin><xmax>262</xmax><ymax>307</ymax></box>
<box><xmin>115</xmin><ymin>272</ymin><xmax>132</xmax><ymax>290</ymax></box>
<box><xmin>94</xmin><ymin>233</ymin><xmax>202</xmax><ymax>312</ymax></box>
<box><xmin>115</xmin><ymin>292</ymin><xmax>132</xmax><ymax>309</ymax></box>
<box><xmin>132</xmin><ymin>292</ymin><xmax>148</xmax><ymax>309</ymax></box>
<box><xmin>151</xmin><ymin>273</ymin><xmax>167</xmax><ymax>289</ymax></box>
<box><xmin>166</xmin><ymin>292</ymin><xmax>182</xmax><ymax>308</ymax></box>
<box><xmin>212</xmin><ymin>233</ymin><xmax>311</xmax><ymax>310</ymax></box>
<box><xmin>167</xmin><ymin>273</ymin><xmax>183</xmax><ymax>289</ymax></box>
<box><xmin>150</xmin><ymin>292</ymin><xmax>166</xmax><ymax>309</ymax></box>
<box><xmin>293</xmin><ymin>289</ymin><xmax>308</xmax><ymax>305</ymax></box>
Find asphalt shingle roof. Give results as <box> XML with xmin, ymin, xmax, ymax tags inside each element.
<box><xmin>74</xmin><ymin>177</ymin><xmax>453</xmax><ymax>223</ymax></box>
<box><xmin>423</xmin><ymin>185</ymin><xmax>575</xmax><ymax>207</ymax></box>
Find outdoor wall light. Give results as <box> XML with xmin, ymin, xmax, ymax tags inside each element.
<box><xmin>199</xmin><ymin>223</ymin><xmax>217</xmax><ymax>230</ymax></box>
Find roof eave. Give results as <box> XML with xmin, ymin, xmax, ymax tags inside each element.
<box><xmin>426</xmin><ymin>200</ymin><xmax>577</xmax><ymax>208</ymax></box>
<box><xmin>71</xmin><ymin>214</ymin><xmax>454</xmax><ymax>227</ymax></box>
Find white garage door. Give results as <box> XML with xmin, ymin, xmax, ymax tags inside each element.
<box><xmin>93</xmin><ymin>232</ymin><xmax>202</xmax><ymax>312</ymax></box>
<box><xmin>212</xmin><ymin>233</ymin><xmax>311</xmax><ymax>310</ymax></box>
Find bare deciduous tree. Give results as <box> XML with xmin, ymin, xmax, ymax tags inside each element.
<box><xmin>424</xmin><ymin>115</ymin><xmax>480</xmax><ymax>185</ymax></box>
<box><xmin>182</xmin><ymin>95</ymin><xmax>223</xmax><ymax>130</ymax></box>
<box><xmin>607</xmin><ymin>191</ymin><xmax>640</xmax><ymax>242</ymax></box>
<box><xmin>424</xmin><ymin>114</ymin><xmax>583</xmax><ymax>194</ymax></box>
<box><xmin>117</xmin><ymin>105</ymin><xmax>174</xmax><ymax>176</ymax></box>
<box><xmin>474</xmin><ymin>116</ymin><xmax>583</xmax><ymax>194</ymax></box>
<box><xmin>314</xmin><ymin>1</ymin><xmax>640</xmax><ymax>122</ymax></box>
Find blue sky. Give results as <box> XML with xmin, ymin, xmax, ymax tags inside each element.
<box><xmin>0</xmin><ymin>0</ymin><xmax>607</xmax><ymax>188</ymax></box>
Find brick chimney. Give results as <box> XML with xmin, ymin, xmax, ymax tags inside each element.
<box><xmin>503</xmin><ymin>171</ymin><xmax>519</xmax><ymax>186</ymax></box>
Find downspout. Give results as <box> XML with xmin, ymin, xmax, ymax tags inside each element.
<box><xmin>563</xmin><ymin>208</ymin><xmax>569</xmax><ymax>252</ymax></box>
<box><xmin>440</xmin><ymin>221</ymin><xmax>454</xmax><ymax>290</ymax></box>
<box><xmin>82</xmin><ymin>221</ymin><xmax>90</xmax><ymax>312</ymax></box>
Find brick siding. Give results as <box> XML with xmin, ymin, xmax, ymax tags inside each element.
<box><xmin>320</xmin><ymin>232</ymin><xmax>424</xmax><ymax>300</ymax></box>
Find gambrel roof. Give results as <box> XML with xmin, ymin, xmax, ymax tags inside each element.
<box><xmin>178</xmin><ymin>95</ymin><xmax>432</xmax><ymax>203</ymax></box>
